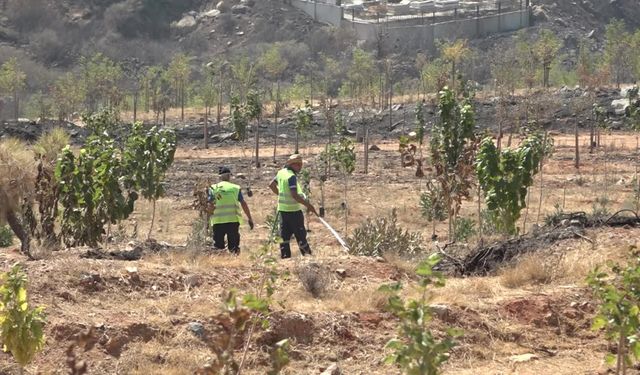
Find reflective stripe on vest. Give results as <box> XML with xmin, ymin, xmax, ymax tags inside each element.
<box><xmin>209</xmin><ymin>181</ymin><xmax>242</xmax><ymax>225</ymax></box>
<box><xmin>276</xmin><ymin>168</ymin><xmax>305</xmax><ymax>212</ymax></box>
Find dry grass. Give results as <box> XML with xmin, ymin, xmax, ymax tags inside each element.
<box><xmin>499</xmin><ymin>255</ymin><xmax>555</xmax><ymax>288</ymax></box>
<box><xmin>12</xmin><ymin>131</ymin><xmax>640</xmax><ymax>374</ymax></box>
<box><xmin>0</xmin><ymin>138</ymin><xmax>36</xmax><ymax>217</ymax></box>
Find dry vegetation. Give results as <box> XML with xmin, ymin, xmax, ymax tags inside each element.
<box><xmin>1</xmin><ymin>129</ymin><xmax>640</xmax><ymax>374</ymax></box>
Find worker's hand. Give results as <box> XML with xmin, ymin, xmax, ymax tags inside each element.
<box><xmin>307</xmin><ymin>203</ymin><xmax>319</xmax><ymax>217</ymax></box>
<box><xmin>248</xmin><ymin>220</ymin><xmax>255</xmax><ymax>230</ymax></box>
<box><xmin>205</xmin><ymin>202</ymin><xmax>215</xmax><ymax>215</ymax></box>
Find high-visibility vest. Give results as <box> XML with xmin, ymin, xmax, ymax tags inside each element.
<box><xmin>209</xmin><ymin>181</ymin><xmax>242</xmax><ymax>225</ymax></box>
<box><xmin>276</xmin><ymin>168</ymin><xmax>305</xmax><ymax>212</ymax></box>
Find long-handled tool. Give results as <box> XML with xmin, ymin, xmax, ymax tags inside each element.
<box><xmin>316</xmin><ymin>215</ymin><xmax>350</xmax><ymax>253</ymax></box>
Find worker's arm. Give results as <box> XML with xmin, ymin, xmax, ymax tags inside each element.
<box><xmin>269</xmin><ymin>179</ymin><xmax>279</xmax><ymax>195</ymax></box>
<box><xmin>290</xmin><ymin>186</ymin><xmax>318</xmax><ymax>216</ymax></box>
<box><xmin>240</xmin><ymin>200</ymin><xmax>254</xmax><ymax>229</ymax></box>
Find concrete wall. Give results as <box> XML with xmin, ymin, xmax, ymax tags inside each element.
<box><xmin>343</xmin><ymin>8</ymin><xmax>530</xmax><ymax>52</ymax></box>
<box><xmin>288</xmin><ymin>0</ymin><xmax>530</xmax><ymax>52</ymax></box>
<box><xmin>288</xmin><ymin>0</ymin><xmax>343</xmax><ymax>26</ymax></box>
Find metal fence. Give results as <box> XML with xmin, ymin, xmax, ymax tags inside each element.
<box><xmin>342</xmin><ymin>0</ymin><xmax>530</xmax><ymax>24</ymax></box>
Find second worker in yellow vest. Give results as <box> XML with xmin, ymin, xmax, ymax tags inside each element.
<box><xmin>208</xmin><ymin>166</ymin><xmax>254</xmax><ymax>255</ymax></box>
<box><xmin>269</xmin><ymin>154</ymin><xmax>318</xmax><ymax>259</ymax></box>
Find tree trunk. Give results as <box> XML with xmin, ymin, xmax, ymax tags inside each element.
<box><xmin>295</xmin><ymin>131</ymin><xmax>300</xmax><ymax>154</ymax></box>
<box><xmin>451</xmin><ymin>61</ymin><xmax>456</xmax><ymax>90</ymax></box>
<box><xmin>574</xmin><ymin>121</ymin><xmax>580</xmax><ymax>169</ymax></box>
<box><xmin>536</xmin><ymin>132</ymin><xmax>548</xmax><ymax>226</ymax></box>
<box><xmin>204</xmin><ymin>105</ymin><xmax>209</xmax><ymax>149</ymax></box>
<box><xmin>364</xmin><ymin>125</ymin><xmax>369</xmax><ymax>174</ymax></box>
<box><xmin>133</xmin><ymin>92</ymin><xmax>138</xmax><ymax>124</ymax></box>
<box><xmin>147</xmin><ymin>199</ymin><xmax>157</xmax><ymax>240</ymax></box>
<box><xmin>180</xmin><ymin>82</ymin><xmax>185</xmax><ymax>121</ymax></box>
<box><xmin>13</xmin><ymin>88</ymin><xmax>19</xmax><ymax>119</ymax></box>
<box><xmin>477</xmin><ymin>184</ymin><xmax>483</xmax><ymax>245</ymax></box>
<box><xmin>217</xmin><ymin>75</ymin><xmax>223</xmax><ymax>129</ymax></box>
<box><xmin>273</xmin><ymin>81</ymin><xmax>280</xmax><ymax>163</ymax></box>
<box><xmin>344</xmin><ymin>176</ymin><xmax>348</xmax><ymax>233</ymax></box>
<box><xmin>254</xmin><ymin>117</ymin><xmax>260</xmax><ymax>168</ymax></box>
<box><xmin>6</xmin><ymin>209</ymin><xmax>31</xmax><ymax>259</ymax></box>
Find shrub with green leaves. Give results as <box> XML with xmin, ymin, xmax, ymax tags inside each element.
<box><xmin>587</xmin><ymin>253</ymin><xmax>640</xmax><ymax>374</ymax></box>
<box><xmin>476</xmin><ymin>133</ymin><xmax>551</xmax><ymax>235</ymax></box>
<box><xmin>420</xmin><ymin>182</ymin><xmax>446</xmax><ymax>223</ymax></box>
<box><xmin>0</xmin><ymin>225</ymin><xmax>13</xmax><ymax>247</ymax></box>
<box><xmin>379</xmin><ymin>254</ymin><xmax>462</xmax><ymax>375</ymax></box>
<box><xmin>592</xmin><ymin>195</ymin><xmax>612</xmax><ymax>222</ymax></box>
<box><xmin>0</xmin><ymin>264</ymin><xmax>46</xmax><ymax>370</ymax></box>
<box><xmin>123</xmin><ymin>123</ymin><xmax>177</xmax><ymax>239</ymax></box>
<box><xmin>347</xmin><ymin>210</ymin><xmax>424</xmax><ymax>258</ymax></box>
<box><xmin>453</xmin><ymin>217</ymin><xmax>476</xmax><ymax>243</ymax></box>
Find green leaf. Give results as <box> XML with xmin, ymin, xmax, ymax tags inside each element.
<box><xmin>605</xmin><ymin>353</ymin><xmax>617</xmax><ymax>365</ymax></box>
<box><xmin>592</xmin><ymin>316</ymin><xmax>608</xmax><ymax>330</ymax></box>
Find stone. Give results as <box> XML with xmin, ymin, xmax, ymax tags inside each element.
<box><xmin>126</xmin><ymin>267</ymin><xmax>141</xmax><ymax>284</ymax></box>
<box><xmin>174</xmin><ymin>15</ymin><xmax>197</xmax><ymax>30</ymax></box>
<box><xmin>231</xmin><ymin>4</ymin><xmax>250</xmax><ymax>14</ymax></box>
<box><xmin>429</xmin><ymin>304</ymin><xmax>451</xmax><ymax>320</ymax></box>
<box><xmin>531</xmin><ymin>5</ymin><xmax>547</xmax><ymax>22</ymax></box>
<box><xmin>321</xmin><ymin>364</ymin><xmax>341</xmax><ymax>375</ymax></box>
<box><xmin>611</xmin><ymin>98</ymin><xmax>630</xmax><ymax>115</ymax></box>
<box><xmin>235</xmin><ymin>173</ymin><xmax>246</xmax><ymax>179</ymax></box>
<box><xmin>183</xmin><ymin>274</ymin><xmax>202</xmax><ymax>288</ymax></box>
<box><xmin>335</xmin><ymin>269</ymin><xmax>347</xmax><ymax>278</ymax></box>
<box><xmin>369</xmin><ymin>144</ymin><xmax>381</xmax><ymax>151</ymax></box>
<box><xmin>509</xmin><ymin>353</ymin><xmax>538</xmax><ymax>363</ymax></box>
<box><xmin>187</xmin><ymin>322</ymin><xmax>205</xmax><ymax>338</ymax></box>
<box><xmin>216</xmin><ymin>1</ymin><xmax>230</xmax><ymax>12</ymax></box>
<box><xmin>587</xmin><ymin>29</ymin><xmax>595</xmax><ymax>38</ymax></box>
<box><xmin>202</xmin><ymin>9</ymin><xmax>221</xmax><ymax>18</ymax></box>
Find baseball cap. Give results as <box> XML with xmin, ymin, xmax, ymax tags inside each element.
<box><xmin>218</xmin><ymin>166</ymin><xmax>232</xmax><ymax>175</ymax></box>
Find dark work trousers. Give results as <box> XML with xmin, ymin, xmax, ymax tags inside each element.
<box><xmin>213</xmin><ymin>222</ymin><xmax>240</xmax><ymax>254</ymax></box>
<box><xmin>279</xmin><ymin>210</ymin><xmax>311</xmax><ymax>259</ymax></box>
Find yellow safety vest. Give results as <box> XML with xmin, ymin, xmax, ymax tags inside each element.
<box><xmin>276</xmin><ymin>168</ymin><xmax>305</xmax><ymax>212</ymax></box>
<box><xmin>209</xmin><ymin>181</ymin><xmax>242</xmax><ymax>225</ymax></box>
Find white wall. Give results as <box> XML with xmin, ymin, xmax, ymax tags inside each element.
<box><xmin>289</xmin><ymin>0</ymin><xmax>531</xmax><ymax>52</ymax></box>
<box><xmin>289</xmin><ymin>0</ymin><xmax>343</xmax><ymax>26</ymax></box>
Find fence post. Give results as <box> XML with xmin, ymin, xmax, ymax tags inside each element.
<box><xmin>476</xmin><ymin>4</ymin><xmax>480</xmax><ymax>37</ymax></box>
<box><xmin>498</xmin><ymin>1</ymin><xmax>502</xmax><ymax>31</ymax></box>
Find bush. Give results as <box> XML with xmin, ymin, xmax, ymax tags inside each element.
<box><xmin>295</xmin><ymin>262</ymin><xmax>331</xmax><ymax>298</ymax></box>
<box><xmin>592</xmin><ymin>195</ymin><xmax>612</xmax><ymax>221</ymax></box>
<box><xmin>588</xmin><ymin>253</ymin><xmax>640</xmax><ymax>371</ymax></box>
<box><xmin>453</xmin><ymin>217</ymin><xmax>476</xmax><ymax>243</ymax></box>
<box><xmin>0</xmin><ymin>264</ymin><xmax>46</xmax><ymax>369</ymax></box>
<box><xmin>347</xmin><ymin>209</ymin><xmax>424</xmax><ymax>258</ymax></box>
<box><xmin>0</xmin><ymin>226</ymin><xmax>13</xmax><ymax>247</ymax></box>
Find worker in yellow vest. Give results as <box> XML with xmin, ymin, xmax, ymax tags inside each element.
<box><xmin>269</xmin><ymin>154</ymin><xmax>318</xmax><ymax>259</ymax></box>
<box><xmin>208</xmin><ymin>166</ymin><xmax>254</xmax><ymax>254</ymax></box>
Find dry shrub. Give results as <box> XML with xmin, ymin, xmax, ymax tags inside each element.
<box><xmin>33</xmin><ymin>127</ymin><xmax>70</xmax><ymax>163</ymax></box>
<box><xmin>499</xmin><ymin>255</ymin><xmax>555</xmax><ymax>289</ymax></box>
<box><xmin>0</xmin><ymin>138</ymin><xmax>36</xmax><ymax>222</ymax></box>
<box><xmin>295</xmin><ymin>262</ymin><xmax>331</xmax><ymax>299</ymax></box>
